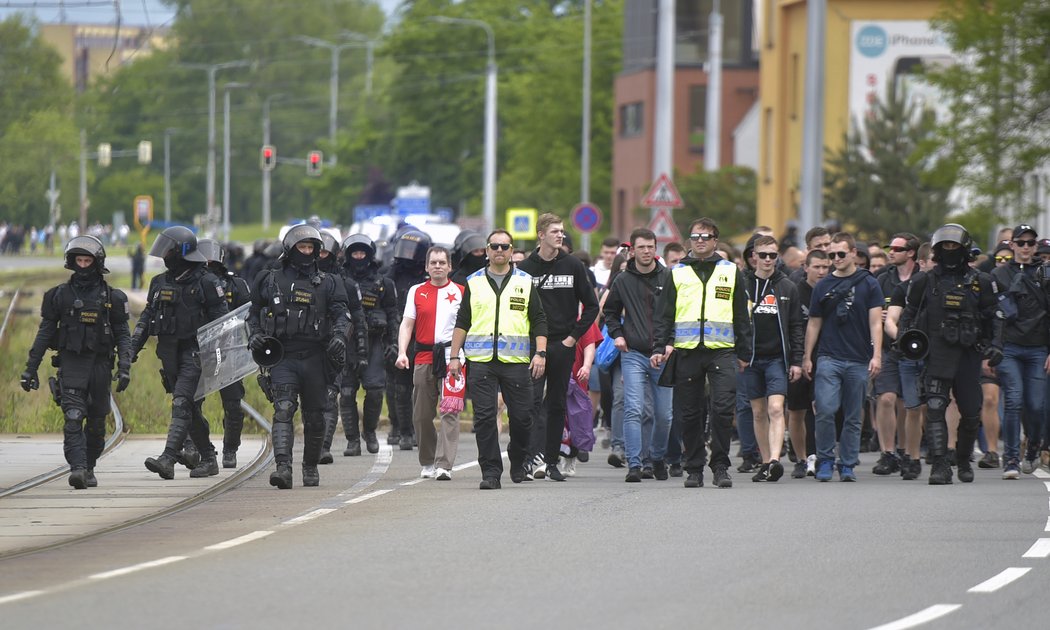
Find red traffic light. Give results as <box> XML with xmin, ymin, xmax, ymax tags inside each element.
<box><xmin>260</xmin><ymin>145</ymin><xmax>276</xmax><ymax>171</ymax></box>
<box><xmin>307</xmin><ymin>150</ymin><xmax>323</xmax><ymax>176</ymax></box>
<box><xmin>264</xmin><ymin>147</ymin><xmax>274</xmax><ymax>159</ymax></box>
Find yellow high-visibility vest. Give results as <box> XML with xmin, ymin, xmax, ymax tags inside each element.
<box><xmin>671</xmin><ymin>260</ymin><xmax>737</xmax><ymax>349</ymax></box>
<box><xmin>463</xmin><ymin>268</ymin><xmax>533</xmax><ymax>363</ymax></box>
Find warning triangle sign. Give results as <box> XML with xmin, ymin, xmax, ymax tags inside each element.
<box><xmin>648</xmin><ymin>208</ymin><xmax>682</xmax><ymax>243</ymax></box>
<box><xmin>641</xmin><ymin>173</ymin><xmax>683</xmax><ymax>208</ymax></box>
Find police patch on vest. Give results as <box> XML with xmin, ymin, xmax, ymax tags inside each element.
<box><xmin>943</xmin><ymin>292</ymin><xmax>963</xmax><ymax>310</ymax></box>
<box><xmin>714</xmin><ymin>286</ymin><xmax>732</xmax><ymax>300</ymax></box>
<box><xmin>509</xmin><ymin>303</ymin><xmax>525</xmax><ymax>311</ymax></box>
<box><xmin>159</xmin><ymin>289</ymin><xmax>175</xmax><ymax>302</ymax></box>
<box><xmin>293</xmin><ymin>289</ymin><xmax>314</xmax><ymax>305</ymax></box>
<box><xmin>509</xmin><ymin>297</ymin><xmax>526</xmax><ymax>305</ymax></box>
<box><xmin>79</xmin><ymin>310</ymin><xmax>99</xmax><ymax>324</ymax></box>
<box><xmin>361</xmin><ymin>295</ymin><xmax>377</xmax><ymax>308</ymax></box>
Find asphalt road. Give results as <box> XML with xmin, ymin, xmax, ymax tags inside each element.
<box><xmin>2</xmin><ymin>433</ymin><xmax>1049</xmax><ymax>630</ymax></box>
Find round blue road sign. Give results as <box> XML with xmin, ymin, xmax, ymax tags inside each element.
<box><xmin>571</xmin><ymin>203</ymin><xmax>602</xmax><ymax>234</ymax></box>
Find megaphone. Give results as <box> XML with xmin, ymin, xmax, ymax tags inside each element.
<box><xmin>251</xmin><ymin>336</ymin><xmax>284</xmax><ymax>368</ymax></box>
<box><xmin>896</xmin><ymin>329</ymin><xmax>930</xmax><ymax>361</ymax></box>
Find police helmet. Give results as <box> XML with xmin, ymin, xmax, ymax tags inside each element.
<box><xmin>281</xmin><ymin>224</ymin><xmax>323</xmax><ymax>257</ymax></box>
<box><xmin>64</xmin><ymin>235</ymin><xmax>109</xmax><ymax>273</ymax></box>
<box><xmin>197</xmin><ymin>238</ymin><xmax>227</xmax><ymax>266</ymax></box>
<box><xmin>253</xmin><ymin>238</ymin><xmax>268</xmax><ymax>255</ymax></box>
<box><xmin>931</xmin><ymin>224</ymin><xmax>972</xmax><ymax>250</ymax></box>
<box><xmin>342</xmin><ymin>234</ymin><xmax>376</xmax><ymax>260</ymax></box>
<box><xmin>149</xmin><ymin>226</ymin><xmax>206</xmax><ymax>262</ymax></box>
<box><xmin>392</xmin><ymin>229</ymin><xmax>432</xmax><ymax>264</ymax></box>
<box><xmin>454</xmin><ymin>230</ymin><xmax>486</xmax><ymax>257</ymax></box>
<box><xmin>319</xmin><ymin>229</ymin><xmax>341</xmax><ymax>257</ymax></box>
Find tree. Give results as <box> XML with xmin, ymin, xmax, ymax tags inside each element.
<box><xmin>0</xmin><ymin>15</ymin><xmax>71</xmax><ymax>136</ymax></box>
<box><xmin>0</xmin><ymin>109</ymin><xmax>80</xmax><ymax>228</ymax></box>
<box><xmin>674</xmin><ymin>166</ymin><xmax>757</xmax><ymax>240</ymax></box>
<box><xmin>925</xmin><ymin>0</ymin><xmax>1050</xmax><ymax>224</ymax></box>
<box><xmin>823</xmin><ymin>80</ymin><xmax>954</xmax><ymax>242</ymax></box>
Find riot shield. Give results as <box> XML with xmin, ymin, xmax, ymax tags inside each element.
<box><xmin>194</xmin><ymin>303</ymin><xmax>256</xmax><ymax>400</ymax></box>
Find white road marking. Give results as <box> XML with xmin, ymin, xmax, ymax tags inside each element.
<box><xmin>1042</xmin><ymin>481</ymin><xmax>1050</xmax><ymax>492</ymax></box>
<box><xmin>1045</xmin><ymin>516</ymin><xmax>1050</xmax><ymax>532</ymax></box>
<box><xmin>1033</xmin><ymin>468</ymin><xmax>1050</xmax><ymax>479</ymax></box>
<box><xmin>1022</xmin><ymin>538</ymin><xmax>1050</xmax><ymax>558</ymax></box>
<box><xmin>968</xmin><ymin>567</ymin><xmax>1031</xmax><ymax>593</ymax></box>
<box><xmin>284</xmin><ymin>508</ymin><xmax>336</xmax><ymax>525</ymax></box>
<box><xmin>0</xmin><ymin>591</ymin><xmax>43</xmax><ymax>605</ymax></box>
<box><xmin>89</xmin><ymin>556</ymin><xmax>187</xmax><ymax>580</ymax></box>
<box><xmin>400</xmin><ymin>478</ymin><xmax>427</xmax><ymax>486</ymax></box>
<box><xmin>205</xmin><ymin>530</ymin><xmax>274</xmax><ymax>551</ymax></box>
<box><xmin>867</xmin><ymin>604</ymin><xmax>961</xmax><ymax>630</ymax></box>
<box><xmin>345</xmin><ymin>489</ymin><xmax>393</xmax><ymax>504</ymax></box>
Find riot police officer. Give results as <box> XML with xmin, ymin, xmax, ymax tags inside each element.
<box><xmin>198</xmin><ymin>238</ymin><xmax>251</xmax><ymax>468</ymax></box>
<box><xmin>247</xmin><ymin>225</ymin><xmax>350</xmax><ymax>489</ymax></box>
<box><xmin>21</xmin><ymin>236</ymin><xmax>132</xmax><ymax>489</ymax></box>
<box><xmin>132</xmin><ymin>226</ymin><xmax>229</xmax><ymax>479</ymax></box>
<box><xmin>339</xmin><ymin>234</ymin><xmax>398</xmax><ymax>455</ymax></box>
<box><xmin>385</xmin><ymin>229</ymin><xmax>431</xmax><ymax>449</ymax></box>
<box><xmin>899</xmin><ymin>224</ymin><xmax>1003</xmax><ymax>484</ymax></box>
<box><xmin>316</xmin><ymin>230</ymin><xmax>368</xmax><ymax>463</ymax></box>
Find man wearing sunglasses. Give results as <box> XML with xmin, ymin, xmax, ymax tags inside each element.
<box><xmin>517</xmin><ymin>213</ymin><xmax>599</xmax><ymax>482</ymax></box>
<box><xmin>803</xmin><ymin>232</ymin><xmax>884</xmax><ymax>482</ymax></box>
<box><xmin>653</xmin><ymin>218</ymin><xmax>752</xmax><ymax>489</ymax></box>
<box><xmin>990</xmin><ymin>224</ymin><xmax>1050</xmax><ymax>479</ymax></box>
<box><xmin>450</xmin><ymin>230</ymin><xmax>548</xmax><ymax>489</ymax></box>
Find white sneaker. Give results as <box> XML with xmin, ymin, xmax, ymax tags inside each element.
<box><xmin>434</xmin><ymin>468</ymin><xmax>451</xmax><ymax>481</ymax></box>
<box><xmin>531</xmin><ymin>455</ymin><xmax>547</xmax><ymax>480</ymax></box>
<box><xmin>806</xmin><ymin>454</ymin><xmax>816</xmax><ymax>477</ymax></box>
<box><xmin>420</xmin><ymin>465</ymin><xmax>436</xmax><ymax>479</ymax></box>
<box><xmin>562</xmin><ymin>456</ymin><xmax>577</xmax><ymax>477</ymax></box>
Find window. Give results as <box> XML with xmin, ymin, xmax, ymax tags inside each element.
<box><xmin>676</xmin><ymin>0</ymin><xmax>751</xmax><ymax>65</ymax></box>
<box><xmin>689</xmin><ymin>86</ymin><xmax>707</xmax><ymax>152</ymax></box>
<box><xmin>620</xmin><ymin>102</ymin><xmax>643</xmax><ymax>137</ymax></box>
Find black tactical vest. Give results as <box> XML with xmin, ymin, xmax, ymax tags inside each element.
<box><xmin>55</xmin><ymin>281</ymin><xmax>114</xmax><ymax>355</ymax></box>
<box><xmin>353</xmin><ymin>270</ymin><xmax>388</xmax><ymax>330</ymax></box>
<box><xmin>259</xmin><ymin>268</ymin><xmax>330</xmax><ymax>342</ymax></box>
<box><xmin>924</xmin><ymin>268</ymin><xmax>981</xmax><ymax>347</ymax></box>
<box><xmin>148</xmin><ymin>271</ymin><xmax>209</xmax><ymax>340</ymax></box>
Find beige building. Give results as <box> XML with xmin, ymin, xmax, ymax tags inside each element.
<box><xmin>40</xmin><ymin>23</ymin><xmax>169</xmax><ymax>92</ymax></box>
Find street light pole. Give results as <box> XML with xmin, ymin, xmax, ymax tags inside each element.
<box><xmin>580</xmin><ymin>0</ymin><xmax>593</xmax><ymax>251</ymax></box>
<box><xmin>297</xmin><ymin>36</ymin><xmax>358</xmax><ymax>158</ymax></box>
<box><xmin>163</xmin><ymin>128</ymin><xmax>177</xmax><ymax>224</ymax></box>
<box><xmin>223</xmin><ymin>82</ymin><xmax>250</xmax><ymax>242</ymax></box>
<box><xmin>180</xmin><ymin>60</ymin><xmax>251</xmax><ymax>235</ymax></box>
<box><xmin>340</xmin><ymin>31</ymin><xmax>375</xmax><ymax>97</ymax></box>
<box><xmin>262</xmin><ymin>94</ymin><xmax>285</xmax><ymax>232</ymax></box>
<box><xmin>431</xmin><ymin>16</ymin><xmax>497</xmax><ymax>232</ymax></box>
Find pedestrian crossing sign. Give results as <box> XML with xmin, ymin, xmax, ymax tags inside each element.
<box><xmin>506</xmin><ymin>208</ymin><xmax>537</xmax><ymax>239</ymax></box>
<box><xmin>642</xmin><ymin>173</ymin><xmax>683</xmax><ymax>208</ymax></box>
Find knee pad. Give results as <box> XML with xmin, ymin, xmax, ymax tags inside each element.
<box><xmin>274</xmin><ymin>398</ymin><xmax>298</xmax><ymax>424</ymax></box>
<box><xmin>926</xmin><ymin>394</ymin><xmax>948</xmax><ymax>412</ymax></box>
<box><xmin>64</xmin><ymin>407</ymin><xmax>85</xmax><ymax>423</ymax></box>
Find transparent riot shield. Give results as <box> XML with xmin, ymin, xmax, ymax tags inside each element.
<box><xmin>194</xmin><ymin>303</ymin><xmax>255</xmax><ymax>400</ymax></box>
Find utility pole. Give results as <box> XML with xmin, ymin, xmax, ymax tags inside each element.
<box><xmin>580</xmin><ymin>0</ymin><xmax>593</xmax><ymax>252</ymax></box>
<box><xmin>704</xmin><ymin>0</ymin><xmax>723</xmax><ymax>172</ymax></box>
<box><xmin>163</xmin><ymin>128</ymin><xmax>176</xmax><ymax>224</ymax></box>
<box><xmin>179</xmin><ymin>60</ymin><xmax>251</xmax><ymax>236</ymax></box>
<box><xmin>653</xmin><ymin>0</ymin><xmax>675</xmax><ymax>213</ymax></box>
<box><xmin>799</xmin><ymin>0</ymin><xmax>827</xmax><ymax>236</ymax></box>
<box><xmin>79</xmin><ymin>129</ymin><xmax>88</xmax><ymax>231</ymax></box>
<box><xmin>297</xmin><ymin>36</ymin><xmax>358</xmax><ymax>161</ymax></box>
<box><xmin>223</xmin><ymin>83</ymin><xmax>250</xmax><ymax>242</ymax></box>
<box><xmin>261</xmin><ymin>94</ymin><xmax>284</xmax><ymax>232</ymax></box>
<box><xmin>341</xmin><ymin>31</ymin><xmax>376</xmax><ymax>96</ymax></box>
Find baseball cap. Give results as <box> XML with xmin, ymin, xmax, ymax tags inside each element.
<box><xmin>1038</xmin><ymin>239</ymin><xmax>1050</xmax><ymax>255</ymax></box>
<box><xmin>1012</xmin><ymin>224</ymin><xmax>1037</xmax><ymax>240</ymax></box>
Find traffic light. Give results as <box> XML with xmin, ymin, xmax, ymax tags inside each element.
<box><xmin>307</xmin><ymin>150</ymin><xmax>323</xmax><ymax>176</ymax></box>
<box><xmin>261</xmin><ymin>145</ymin><xmax>276</xmax><ymax>171</ymax></box>
<box><xmin>97</xmin><ymin>143</ymin><xmax>112</xmax><ymax>167</ymax></box>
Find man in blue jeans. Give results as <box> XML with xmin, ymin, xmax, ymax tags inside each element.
<box><xmin>803</xmin><ymin>232</ymin><xmax>884</xmax><ymax>482</ymax></box>
<box><xmin>990</xmin><ymin>224</ymin><xmax>1050</xmax><ymax>478</ymax></box>
<box><xmin>603</xmin><ymin>228</ymin><xmax>673</xmax><ymax>482</ymax></box>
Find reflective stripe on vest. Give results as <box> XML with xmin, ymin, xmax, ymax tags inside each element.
<box><xmin>671</xmin><ymin>260</ymin><xmax>737</xmax><ymax>349</ymax></box>
<box><xmin>464</xmin><ymin>269</ymin><xmax>533</xmax><ymax>363</ymax></box>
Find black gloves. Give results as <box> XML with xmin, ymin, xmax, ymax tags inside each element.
<box><xmin>248</xmin><ymin>333</ymin><xmax>267</xmax><ymax>353</ymax></box>
<box><xmin>327</xmin><ymin>336</ymin><xmax>347</xmax><ymax>365</ymax></box>
<box><xmin>384</xmin><ymin>343</ymin><xmax>398</xmax><ymax>364</ymax></box>
<box><xmin>984</xmin><ymin>345</ymin><xmax>1004</xmax><ymax>368</ymax></box>
<box><xmin>20</xmin><ymin>370</ymin><xmax>39</xmax><ymax>392</ymax></box>
<box><xmin>114</xmin><ymin>366</ymin><xmax>131</xmax><ymax>393</ymax></box>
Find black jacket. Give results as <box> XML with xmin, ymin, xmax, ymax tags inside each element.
<box><xmin>654</xmin><ymin>253</ymin><xmax>753</xmax><ymax>362</ymax></box>
<box><xmin>517</xmin><ymin>249</ymin><xmax>599</xmax><ymax>341</ymax></box>
<box><xmin>991</xmin><ymin>260</ymin><xmax>1050</xmax><ymax>347</ymax></box>
<box><xmin>744</xmin><ymin>268</ymin><xmax>804</xmax><ymax>368</ymax></box>
<box><xmin>603</xmin><ymin>259</ymin><xmax>669</xmax><ymax>355</ymax></box>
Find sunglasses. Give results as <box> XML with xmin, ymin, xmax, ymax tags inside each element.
<box><xmin>828</xmin><ymin>251</ymin><xmax>851</xmax><ymax>259</ymax></box>
<box><xmin>1015</xmin><ymin>239</ymin><xmax>1038</xmax><ymax>247</ymax></box>
<box><xmin>887</xmin><ymin>246</ymin><xmax>910</xmax><ymax>253</ymax></box>
<box><xmin>488</xmin><ymin>243</ymin><xmax>511</xmax><ymax>251</ymax></box>
<box><xmin>755</xmin><ymin>251</ymin><xmax>778</xmax><ymax>260</ymax></box>
<box><xmin>689</xmin><ymin>233</ymin><xmax>715</xmax><ymax>242</ymax></box>
<box><xmin>995</xmin><ymin>255</ymin><xmax>1013</xmax><ymax>262</ymax></box>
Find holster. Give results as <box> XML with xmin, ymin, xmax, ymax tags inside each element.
<box><xmin>158</xmin><ymin>368</ymin><xmax>173</xmax><ymax>394</ymax></box>
<box><xmin>48</xmin><ymin>375</ymin><xmax>62</xmax><ymax>407</ymax></box>
<box><xmin>257</xmin><ymin>369</ymin><xmax>274</xmax><ymax>403</ymax></box>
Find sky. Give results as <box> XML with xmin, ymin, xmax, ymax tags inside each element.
<box><xmin>0</xmin><ymin>0</ymin><xmax>401</xmax><ymax>27</ymax></box>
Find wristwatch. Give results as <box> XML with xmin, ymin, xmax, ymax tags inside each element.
<box><xmin>536</xmin><ymin>351</ymin><xmax>547</xmax><ymax>359</ymax></box>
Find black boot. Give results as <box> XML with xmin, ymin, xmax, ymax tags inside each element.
<box><xmin>956</xmin><ymin>418</ymin><xmax>979</xmax><ymax>483</ymax></box>
<box><xmin>269</xmin><ymin>464</ymin><xmax>293</xmax><ymax>489</ymax></box>
<box><xmin>176</xmin><ymin>438</ymin><xmax>201</xmax><ymax>470</ymax></box>
<box><xmin>222</xmin><ymin>451</ymin><xmax>237</xmax><ymax>469</ymax></box>
<box><xmin>68</xmin><ymin>468</ymin><xmax>88</xmax><ymax>490</ymax></box>
<box><xmin>344</xmin><ymin>440</ymin><xmax>362</xmax><ymax>456</ymax></box>
<box><xmin>271</xmin><ymin>421</ymin><xmax>294</xmax><ymax>465</ymax></box>
<box><xmin>318</xmin><ymin>450</ymin><xmax>334</xmax><ymax>464</ymax></box>
<box><xmin>928</xmin><ymin>457</ymin><xmax>954</xmax><ymax>485</ymax></box>
<box><xmin>85</xmin><ymin>468</ymin><xmax>98</xmax><ymax>487</ymax></box>
<box><xmin>364</xmin><ymin>432</ymin><xmax>379</xmax><ymax>454</ymax></box>
<box><xmin>145</xmin><ymin>454</ymin><xmax>176</xmax><ymax>479</ymax></box>
<box><xmin>190</xmin><ymin>455</ymin><xmax>219</xmax><ymax>478</ymax></box>
<box><xmin>302</xmin><ymin>465</ymin><xmax>320</xmax><ymax>487</ymax></box>
<box><xmin>301</xmin><ymin>411</ymin><xmax>326</xmax><ymax>467</ymax></box>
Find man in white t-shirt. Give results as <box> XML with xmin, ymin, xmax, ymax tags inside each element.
<box><xmin>591</xmin><ymin>237</ymin><xmax>621</xmax><ymax>289</ymax></box>
<box><xmin>396</xmin><ymin>246</ymin><xmax>465</xmax><ymax>480</ymax></box>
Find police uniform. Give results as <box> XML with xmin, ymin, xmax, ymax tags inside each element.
<box><xmin>900</xmin><ymin>224</ymin><xmax>1003</xmax><ymax>484</ymax></box>
<box><xmin>22</xmin><ymin>236</ymin><xmax>132</xmax><ymax>489</ymax></box>
<box><xmin>654</xmin><ymin>253</ymin><xmax>752</xmax><ymax>488</ymax></box>
<box><xmin>247</xmin><ymin>225</ymin><xmax>350</xmax><ymax>489</ymax></box>
<box><xmin>340</xmin><ymin>235</ymin><xmax>398</xmax><ymax>455</ymax></box>
<box><xmin>133</xmin><ymin>227</ymin><xmax>229</xmax><ymax>479</ymax></box>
